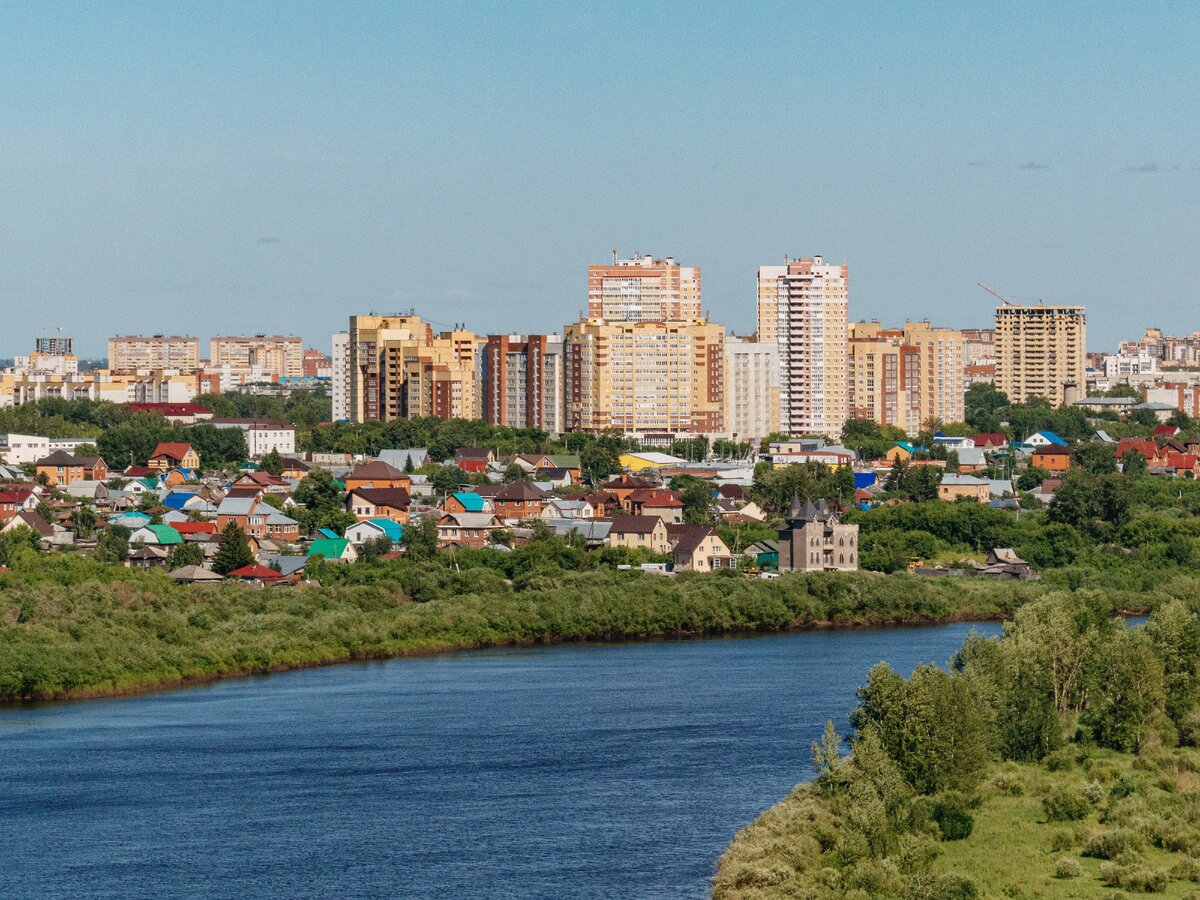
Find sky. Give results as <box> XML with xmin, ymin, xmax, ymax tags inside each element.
<box><xmin>1</xmin><ymin>1</ymin><xmax>1198</xmax><ymax>357</ymax></box>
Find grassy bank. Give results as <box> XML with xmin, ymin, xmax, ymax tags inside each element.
<box><xmin>714</xmin><ymin>749</ymin><xmax>1200</xmax><ymax>898</ymax></box>
<box><xmin>0</xmin><ymin>555</ymin><xmax>1120</xmax><ymax>702</ymax></box>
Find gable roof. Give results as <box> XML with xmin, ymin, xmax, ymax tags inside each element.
<box><xmin>151</xmin><ymin>442</ymin><xmax>195</xmax><ymax>461</ymax></box>
<box><xmin>378</xmin><ymin>449</ymin><xmax>429</xmax><ymax>470</ymax></box>
<box><xmin>449</xmin><ymin>492</ymin><xmax>487</xmax><ymax>512</ymax></box>
<box><xmin>8</xmin><ymin>509</ymin><xmax>53</xmax><ymax>537</ymax></box>
<box><xmin>272</xmin><ymin>556</ymin><xmax>310</xmax><ymax>577</ymax></box>
<box><xmin>35</xmin><ymin>450</ymin><xmax>81</xmax><ymax>467</ymax></box>
<box><xmin>227</xmin><ymin>563</ymin><xmax>287</xmax><ymax>581</ymax></box>
<box><xmin>608</xmin><ymin>514</ymin><xmax>663</xmax><ymax>535</ymax></box>
<box><xmin>307</xmin><ymin>538</ymin><xmax>351</xmax><ymax>559</ymax></box>
<box><xmin>438</xmin><ymin>512</ymin><xmax>499</xmax><ymax>529</ymax></box>
<box><xmin>217</xmin><ymin>495</ymin><xmax>259</xmax><ymax>516</ymax></box>
<box><xmin>494</xmin><ymin>481</ymin><xmax>549</xmax><ymax>502</ymax></box>
<box><xmin>348</xmin><ymin>460</ymin><xmax>409</xmax><ymax>482</ymax></box>
<box><xmin>1033</xmin><ymin>431</ymin><xmax>1068</xmax><ymax>447</ymax></box>
<box><xmin>349</xmin><ymin>518</ymin><xmax>404</xmax><ymax>542</ymax></box>
<box><xmin>170</xmin><ymin>565</ymin><xmax>222</xmax><ymax>583</ymax></box>
<box><xmin>672</xmin><ymin>525</ymin><xmax>718</xmax><ymax>556</ymax></box>
<box><xmin>348</xmin><ymin>487</ymin><xmax>411</xmax><ymax>508</ymax></box>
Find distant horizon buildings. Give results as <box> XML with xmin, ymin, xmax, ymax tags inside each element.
<box><xmin>108</xmin><ymin>335</ymin><xmax>201</xmax><ymax>372</ymax></box>
<box><xmin>210</xmin><ymin>335</ymin><xmax>303</xmax><ymax>380</ymax></box>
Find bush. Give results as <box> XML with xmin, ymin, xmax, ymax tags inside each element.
<box><xmin>1044</xmin><ymin>786</ymin><xmax>1092</xmax><ymax>822</ymax></box>
<box><xmin>1044</xmin><ymin>748</ymin><xmax>1080</xmax><ymax>772</ymax></box>
<box><xmin>903</xmin><ymin>872</ymin><xmax>979</xmax><ymax>899</ymax></box>
<box><xmin>1098</xmin><ymin>860</ymin><xmax>1168</xmax><ymax>892</ymax></box>
<box><xmin>933</xmin><ymin>801</ymin><xmax>974</xmax><ymax>841</ymax></box>
<box><xmin>1084</xmin><ymin>827</ymin><xmax>1143</xmax><ymax>860</ymax></box>
<box><xmin>1083</xmin><ymin>780</ymin><xmax>1106</xmax><ymax>805</ymax></box>
<box><xmin>1171</xmin><ymin>856</ymin><xmax>1200</xmax><ymax>883</ymax></box>
<box><xmin>1050</xmin><ymin>830</ymin><xmax>1076</xmax><ymax>852</ymax></box>
<box><xmin>1054</xmin><ymin>857</ymin><xmax>1082</xmax><ymax>879</ymax></box>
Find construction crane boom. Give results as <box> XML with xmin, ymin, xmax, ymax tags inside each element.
<box><xmin>977</xmin><ymin>283</ymin><xmax>1014</xmax><ymax>306</ymax></box>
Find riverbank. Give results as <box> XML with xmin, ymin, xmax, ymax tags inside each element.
<box><xmin>0</xmin><ymin>562</ymin><xmax>1187</xmax><ymax>703</ymax></box>
<box><xmin>714</xmin><ymin>749</ymin><xmax>1200</xmax><ymax>898</ymax></box>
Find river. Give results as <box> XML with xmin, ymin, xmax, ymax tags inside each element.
<box><xmin>0</xmin><ymin>621</ymin><xmax>1002</xmax><ymax>899</ymax></box>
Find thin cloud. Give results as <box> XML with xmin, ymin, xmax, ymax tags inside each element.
<box><xmin>256</xmin><ymin>236</ymin><xmax>282</xmax><ymax>244</ymax></box>
<box><xmin>1122</xmin><ymin>162</ymin><xmax>1159</xmax><ymax>174</ymax></box>
<box><xmin>966</xmin><ymin>160</ymin><xmax>991</xmax><ymax>167</ymax></box>
<box><xmin>1017</xmin><ymin>161</ymin><xmax>1050</xmax><ymax>171</ymax></box>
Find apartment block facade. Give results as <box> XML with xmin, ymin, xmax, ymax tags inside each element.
<box><xmin>762</xmin><ymin>257</ymin><xmax>849</xmax><ymax>438</ymax></box>
<box><xmin>210</xmin><ymin>335</ymin><xmax>304</xmax><ymax>379</ymax></box>
<box><xmin>995</xmin><ymin>304</ymin><xmax>1087</xmax><ymax>406</ymax></box>
<box><xmin>587</xmin><ymin>253</ymin><xmax>701</xmax><ymax>322</ymax></box>
<box><xmin>724</xmin><ymin>336</ymin><xmax>779</xmax><ymax>440</ymax></box>
<box><xmin>347</xmin><ymin>315</ymin><xmax>483</xmax><ymax>423</ymax></box>
<box><xmin>108</xmin><ymin>335</ymin><xmax>200</xmax><ymax>372</ymax></box>
<box><xmin>849</xmin><ymin>321</ymin><xmax>965</xmax><ymax>434</ymax></box>
<box><xmin>562</xmin><ymin>318</ymin><xmax>724</xmax><ymax>434</ymax></box>
<box><xmin>483</xmin><ymin>334</ymin><xmax>564</xmax><ymax>434</ymax></box>
<box><xmin>331</xmin><ymin>331</ymin><xmax>351</xmax><ymax>421</ymax></box>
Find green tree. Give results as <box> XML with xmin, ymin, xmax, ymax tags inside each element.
<box><xmin>169</xmin><ymin>541</ymin><xmax>205</xmax><ymax>568</ymax></box>
<box><xmin>503</xmin><ymin>463</ymin><xmax>526</xmax><ymax>483</ymax></box>
<box><xmin>259</xmin><ymin>448</ymin><xmax>284</xmax><ymax>476</ymax></box>
<box><xmin>1074</xmin><ymin>442</ymin><xmax>1117</xmax><ymax>474</ymax></box>
<box><xmin>401</xmin><ymin>515</ymin><xmax>440</xmax><ymax>562</ymax></box>
<box><xmin>69</xmin><ymin>505</ymin><xmax>96</xmax><ymax>538</ymax></box>
<box><xmin>1145</xmin><ymin>600</ymin><xmax>1200</xmax><ymax>725</ymax></box>
<box><xmin>359</xmin><ymin>534</ymin><xmax>393</xmax><ymax>562</ymax></box>
<box><xmin>212</xmin><ymin>523</ymin><xmax>254</xmax><ymax>575</ymax></box>
<box><xmin>92</xmin><ymin>525</ymin><xmax>130</xmax><ymax>563</ymax></box>
<box><xmin>0</xmin><ymin>526</ymin><xmax>42</xmax><ymax>566</ymax></box>
<box><xmin>1081</xmin><ymin>628</ymin><xmax>1166</xmax><ymax>752</ymax></box>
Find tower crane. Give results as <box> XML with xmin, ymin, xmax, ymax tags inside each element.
<box><xmin>977</xmin><ymin>283</ymin><xmax>1014</xmax><ymax>306</ymax></box>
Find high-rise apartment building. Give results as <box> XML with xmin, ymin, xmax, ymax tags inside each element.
<box><xmin>587</xmin><ymin>253</ymin><xmax>701</xmax><ymax>321</ymax></box>
<box><xmin>563</xmin><ymin>318</ymin><xmax>724</xmax><ymax>434</ymax></box>
<box><xmin>347</xmin><ymin>315</ymin><xmax>482</xmax><ymax>423</ymax></box>
<box><xmin>108</xmin><ymin>335</ymin><xmax>200</xmax><ymax>372</ymax></box>
<box><xmin>210</xmin><ymin>335</ymin><xmax>303</xmax><ymax>379</ymax></box>
<box><xmin>724</xmin><ymin>336</ymin><xmax>779</xmax><ymax>441</ymax></box>
<box><xmin>762</xmin><ymin>257</ymin><xmax>849</xmax><ymax>438</ymax></box>
<box><xmin>483</xmin><ymin>334</ymin><xmax>564</xmax><ymax>435</ymax></box>
<box><xmin>994</xmin><ymin>304</ymin><xmax>1086</xmax><ymax>406</ymax></box>
<box><xmin>756</xmin><ymin>267</ymin><xmax>784</xmax><ymax>343</ymax></box>
<box><xmin>331</xmin><ymin>331</ymin><xmax>350</xmax><ymax>421</ymax></box>
<box><xmin>849</xmin><ymin>321</ymin><xmax>965</xmax><ymax>434</ymax></box>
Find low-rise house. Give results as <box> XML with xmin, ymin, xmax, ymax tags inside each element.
<box><xmin>584</xmin><ymin>491</ymin><xmax>621</xmax><ymax>518</ymax></box>
<box><xmin>442</xmin><ymin>492</ymin><xmax>492</xmax><ymax>515</ymax></box>
<box><xmin>954</xmin><ymin>447</ymin><xmax>987</xmax><ymax>473</ymax></box>
<box><xmin>149</xmin><ymin>443</ymin><xmax>200</xmax><ymax>472</ymax></box>
<box><xmin>1117</xmin><ymin>438</ymin><xmax>1167</xmax><ymax>468</ymax></box>
<box><xmin>344</xmin><ymin>460</ymin><xmax>411</xmax><ymax>493</ymax></box>
<box><xmin>264</xmin><ymin>510</ymin><xmax>301</xmax><ymax>543</ymax></box>
<box><xmin>492</xmin><ymin>481</ymin><xmax>549</xmax><ymax>521</ymax></box>
<box><xmin>540</xmin><ymin>498</ymin><xmax>594</xmax><ymax>520</ymax></box>
<box><xmin>885</xmin><ymin>442</ymin><xmax>916</xmax><ymax>463</ymax></box>
<box><xmin>174</xmin><ymin>521</ymin><xmax>218</xmax><ymax>539</ymax></box>
<box><xmin>1030</xmin><ymin>445</ymin><xmax>1073</xmax><ymax>475</ymax></box>
<box><xmin>0</xmin><ymin>487</ymin><xmax>38</xmax><ymax>519</ymax></box>
<box><xmin>210</xmin><ymin>418</ymin><xmax>296</xmax><ymax>457</ymax></box>
<box><xmin>1025</xmin><ymin>431</ymin><xmax>1069</xmax><ymax>449</ymax></box>
<box><xmin>35</xmin><ymin>450</ymin><xmax>93</xmax><ymax>486</ymax></box>
<box><xmin>129</xmin><ymin>524</ymin><xmax>184</xmax><ymax>547</ymax></box>
<box><xmin>970</xmin><ymin>433</ymin><xmax>1008</xmax><ymax>451</ymax></box>
<box><xmin>600</xmin><ymin>474</ymin><xmax>657</xmax><ymax>504</ymax></box>
<box><xmin>777</xmin><ymin>498</ymin><xmax>859</xmax><ymax>572</ymax></box>
<box><xmin>346</xmin><ymin>487</ymin><xmax>411</xmax><ymax>523</ymax></box>
<box><xmin>539</xmin><ymin>517</ymin><xmax>613</xmax><ymax>546</ymax></box>
<box><xmin>344</xmin><ymin>518</ymin><xmax>404</xmax><ymax>546</ymax></box>
<box><xmin>607</xmin><ymin>515</ymin><xmax>671</xmax><ymax>554</ymax></box>
<box><xmin>232</xmin><ymin>471</ymin><xmax>292</xmax><ymax>494</ymax></box>
<box><xmin>1164</xmin><ymin>452</ymin><xmax>1200</xmax><ymax>477</ymax></box>
<box><xmin>279</xmin><ymin>458</ymin><xmax>311</xmax><ymax>480</ymax></box>
<box><xmin>306</xmin><ymin>537</ymin><xmax>358</xmax><ymax>563</ymax></box>
<box><xmin>436</xmin><ymin>511</ymin><xmax>502</xmax><ymax>548</ymax></box>
<box><xmin>226</xmin><ymin>562</ymin><xmax>290</xmax><ymax>585</ymax></box>
<box><xmin>671</xmin><ymin>526</ymin><xmax>735</xmax><ymax>572</ymax></box>
<box><xmin>129</xmin><ymin>402</ymin><xmax>213</xmax><ymax>424</ymax></box>
<box><xmin>170</xmin><ymin>565</ymin><xmax>223</xmax><ymax>584</ymax></box>
<box><xmin>128</xmin><ymin>545</ymin><xmax>171</xmax><ymax>569</ymax></box>
<box><xmin>109</xmin><ymin>511</ymin><xmax>152</xmax><ymax>530</ymax></box>
<box><xmin>628</xmin><ymin>489</ymin><xmax>685</xmax><ymax>523</ymax></box>
<box><xmin>378</xmin><ymin>448</ymin><xmax>429</xmax><ymax>471</ymax></box>
<box><xmin>454</xmin><ymin>448</ymin><xmax>495</xmax><ymax>474</ymax></box>
<box><xmin>939</xmin><ymin>473</ymin><xmax>991</xmax><ymax>503</ymax></box>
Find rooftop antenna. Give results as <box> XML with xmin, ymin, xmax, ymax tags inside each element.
<box><xmin>612</xmin><ymin>249</ymin><xmax>617</xmax><ymax>265</ymax></box>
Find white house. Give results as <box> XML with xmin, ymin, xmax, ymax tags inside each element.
<box><xmin>0</xmin><ymin>434</ymin><xmax>51</xmax><ymax>465</ymax></box>
<box><xmin>209</xmin><ymin>418</ymin><xmax>296</xmax><ymax>457</ymax></box>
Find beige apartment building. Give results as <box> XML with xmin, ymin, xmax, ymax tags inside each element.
<box><xmin>587</xmin><ymin>253</ymin><xmax>701</xmax><ymax>322</ymax></box>
<box><xmin>347</xmin><ymin>315</ymin><xmax>482</xmax><ymax>423</ymax></box>
<box><xmin>210</xmin><ymin>335</ymin><xmax>303</xmax><ymax>379</ymax></box>
<box><xmin>562</xmin><ymin>318</ymin><xmax>724</xmax><ymax>434</ymax></box>
<box><xmin>108</xmin><ymin>335</ymin><xmax>200</xmax><ymax>372</ymax></box>
<box><xmin>995</xmin><ymin>304</ymin><xmax>1086</xmax><ymax>406</ymax></box>
<box><xmin>760</xmin><ymin>257</ymin><xmax>849</xmax><ymax>438</ymax></box>
<box><xmin>724</xmin><ymin>336</ymin><xmax>779</xmax><ymax>440</ymax></box>
<box><xmin>849</xmin><ymin>321</ymin><xmax>965</xmax><ymax>434</ymax></box>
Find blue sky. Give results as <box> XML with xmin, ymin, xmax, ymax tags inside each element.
<box><xmin>1</xmin><ymin>1</ymin><xmax>1198</xmax><ymax>356</ymax></box>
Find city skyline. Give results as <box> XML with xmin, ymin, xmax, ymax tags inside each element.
<box><xmin>3</xmin><ymin>3</ymin><xmax>1199</xmax><ymax>355</ymax></box>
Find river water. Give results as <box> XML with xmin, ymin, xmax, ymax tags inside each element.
<box><xmin>0</xmin><ymin>621</ymin><xmax>1001</xmax><ymax>899</ymax></box>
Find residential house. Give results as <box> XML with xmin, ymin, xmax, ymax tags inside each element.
<box><xmin>129</xmin><ymin>524</ymin><xmax>184</xmax><ymax>547</ymax></box>
<box><xmin>540</xmin><ymin>498</ymin><xmax>594</xmax><ymax>520</ymax></box>
<box><xmin>344</xmin><ymin>518</ymin><xmax>404</xmax><ymax>546</ymax></box>
<box><xmin>149</xmin><ymin>443</ymin><xmax>200</xmax><ymax>472</ymax></box>
<box><xmin>607</xmin><ymin>515</ymin><xmax>671</xmax><ymax>554</ymax></box>
<box><xmin>279</xmin><ymin>458</ymin><xmax>311</xmax><ymax>480</ymax></box>
<box><xmin>378</xmin><ymin>448</ymin><xmax>429</xmax><ymax>471</ymax></box>
<box><xmin>1117</xmin><ymin>439</ymin><xmax>1168</xmax><ymax>468</ymax></box>
<box><xmin>35</xmin><ymin>450</ymin><xmax>93</xmax><ymax>486</ymax></box>
<box><xmin>492</xmin><ymin>481</ymin><xmax>549</xmax><ymax>521</ymax></box>
<box><xmin>939</xmin><ymin>473</ymin><xmax>991</xmax><ymax>503</ymax></box>
<box><xmin>777</xmin><ymin>498</ymin><xmax>859</xmax><ymax>572</ymax></box>
<box><xmin>1031</xmin><ymin>445</ymin><xmax>1073</xmax><ymax>475</ymax></box>
<box><xmin>1025</xmin><ymin>431</ymin><xmax>1068</xmax><ymax>449</ymax></box>
<box><xmin>540</xmin><ymin>517</ymin><xmax>613</xmax><ymax>546</ymax></box>
<box><xmin>232</xmin><ymin>471</ymin><xmax>292</xmax><ymax>494</ymax></box>
<box><xmin>671</xmin><ymin>525</ymin><xmax>735</xmax><ymax>572</ymax></box>
<box><xmin>1165</xmin><ymin>452</ymin><xmax>1200</xmax><ymax>478</ymax></box>
<box><xmin>955</xmin><ymin>447</ymin><xmax>987</xmax><ymax>474</ymax></box>
<box><xmin>600</xmin><ymin>474</ymin><xmax>657</xmax><ymax>504</ymax></box>
<box><xmin>346</xmin><ymin>487</ymin><xmax>411</xmax><ymax>524</ymax></box>
<box><xmin>343</xmin><ymin>460</ymin><xmax>412</xmax><ymax>493</ymax></box>
<box><xmin>306</xmin><ymin>537</ymin><xmax>358</xmax><ymax>563</ymax></box>
<box><xmin>226</xmin><ymin>562</ymin><xmax>289</xmax><ymax>585</ymax></box>
<box><xmin>1154</xmin><ymin>424</ymin><xmax>1182</xmax><ymax>441</ymax></box>
<box><xmin>0</xmin><ymin>488</ymin><xmax>38</xmax><ymax>520</ymax></box>
<box><xmin>1</xmin><ymin>509</ymin><xmax>64</xmax><ymax>547</ymax></box>
<box><xmin>170</xmin><ymin>565</ymin><xmax>223</xmax><ymax>584</ymax></box>
<box><xmin>436</xmin><ymin>511</ymin><xmax>502</xmax><ymax>548</ymax></box>
<box><xmin>216</xmin><ymin>493</ymin><xmax>271</xmax><ymax>538</ymax></box>
<box><xmin>263</xmin><ymin>510</ymin><xmax>301</xmax><ymax>543</ymax></box>
<box><xmin>442</xmin><ymin>492</ymin><xmax>492</xmax><ymax>515</ymax></box>
<box><xmin>885</xmin><ymin>442</ymin><xmax>915</xmax><ymax>463</ymax></box>
<box><xmin>627</xmin><ymin>489</ymin><xmax>685</xmax><ymax>523</ymax></box>
<box><xmin>970</xmin><ymin>433</ymin><xmax>1008</xmax><ymax>451</ymax></box>
<box><xmin>584</xmin><ymin>491</ymin><xmax>622</xmax><ymax>518</ymax></box>
<box><xmin>454</xmin><ymin>448</ymin><xmax>495</xmax><ymax>474</ymax></box>
<box><xmin>209</xmin><ymin>418</ymin><xmax>296</xmax><ymax>457</ymax></box>
<box><xmin>129</xmin><ymin>402</ymin><xmax>213</xmax><ymax>424</ymax></box>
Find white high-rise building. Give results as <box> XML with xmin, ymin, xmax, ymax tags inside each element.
<box><xmin>331</xmin><ymin>331</ymin><xmax>350</xmax><ymax>422</ymax></box>
<box><xmin>724</xmin><ymin>336</ymin><xmax>779</xmax><ymax>441</ymax></box>
<box><xmin>761</xmin><ymin>257</ymin><xmax>849</xmax><ymax>438</ymax></box>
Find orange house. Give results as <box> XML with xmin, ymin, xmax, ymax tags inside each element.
<box><xmin>35</xmin><ymin>451</ymin><xmax>92</xmax><ymax>486</ymax></box>
<box><xmin>343</xmin><ymin>461</ymin><xmax>412</xmax><ymax>493</ymax></box>
<box><xmin>149</xmin><ymin>443</ymin><xmax>200</xmax><ymax>472</ymax></box>
<box><xmin>1031</xmin><ymin>446</ymin><xmax>1073</xmax><ymax>475</ymax></box>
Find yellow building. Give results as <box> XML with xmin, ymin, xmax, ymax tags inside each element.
<box><xmin>210</xmin><ymin>335</ymin><xmax>303</xmax><ymax>379</ymax></box>
<box><xmin>849</xmin><ymin>321</ymin><xmax>965</xmax><ymax>434</ymax></box>
<box><xmin>588</xmin><ymin>253</ymin><xmax>701</xmax><ymax>321</ymax></box>
<box><xmin>563</xmin><ymin>318</ymin><xmax>724</xmax><ymax>434</ymax></box>
<box><xmin>724</xmin><ymin>336</ymin><xmax>779</xmax><ymax>441</ymax></box>
<box><xmin>995</xmin><ymin>304</ymin><xmax>1086</xmax><ymax>406</ymax></box>
<box><xmin>347</xmin><ymin>315</ymin><xmax>483</xmax><ymax>423</ymax></box>
<box><xmin>108</xmin><ymin>335</ymin><xmax>200</xmax><ymax>372</ymax></box>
